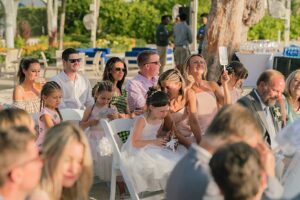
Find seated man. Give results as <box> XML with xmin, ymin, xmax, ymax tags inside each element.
<box><xmin>126</xmin><ymin>50</ymin><xmax>160</xmax><ymax>112</ymax></box>
<box><xmin>0</xmin><ymin>126</ymin><xmax>43</xmax><ymax>200</ymax></box>
<box><xmin>209</xmin><ymin>142</ymin><xmax>266</xmax><ymax>200</ymax></box>
<box><xmin>51</xmin><ymin>48</ymin><xmax>94</xmax><ymax>109</ymax></box>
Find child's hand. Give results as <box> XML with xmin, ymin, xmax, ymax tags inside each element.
<box><xmin>107</xmin><ymin>113</ymin><xmax>118</xmax><ymax>120</ymax></box>
<box><xmin>153</xmin><ymin>138</ymin><xmax>168</xmax><ymax>147</ymax></box>
<box><xmin>89</xmin><ymin>119</ymin><xmax>99</xmax><ymax>126</ymax></box>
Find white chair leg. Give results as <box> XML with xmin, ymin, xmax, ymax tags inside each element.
<box><xmin>110</xmin><ymin>167</ymin><xmax>117</xmax><ymax>200</ymax></box>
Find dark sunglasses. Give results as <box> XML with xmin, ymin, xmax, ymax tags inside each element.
<box><xmin>68</xmin><ymin>58</ymin><xmax>82</xmax><ymax>63</ymax></box>
<box><xmin>114</xmin><ymin>67</ymin><xmax>126</xmax><ymax>72</ymax></box>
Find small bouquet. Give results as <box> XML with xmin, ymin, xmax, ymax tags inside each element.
<box><xmin>97</xmin><ymin>108</ymin><xmax>117</xmax><ymax>120</ymax></box>
<box><xmin>165</xmin><ymin>135</ymin><xmax>179</xmax><ymax>152</ymax></box>
<box><xmin>98</xmin><ymin>137</ymin><xmax>113</xmax><ymax>156</ymax></box>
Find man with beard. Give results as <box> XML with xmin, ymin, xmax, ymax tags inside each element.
<box><xmin>238</xmin><ymin>70</ymin><xmax>285</xmax><ymax>150</ymax></box>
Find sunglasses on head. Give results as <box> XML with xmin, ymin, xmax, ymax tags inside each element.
<box><xmin>68</xmin><ymin>58</ymin><xmax>82</xmax><ymax>63</ymax></box>
<box><xmin>114</xmin><ymin>67</ymin><xmax>126</xmax><ymax>72</ymax></box>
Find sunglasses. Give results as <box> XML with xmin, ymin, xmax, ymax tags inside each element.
<box><xmin>68</xmin><ymin>58</ymin><xmax>82</xmax><ymax>63</ymax></box>
<box><xmin>114</xmin><ymin>67</ymin><xmax>126</xmax><ymax>72</ymax></box>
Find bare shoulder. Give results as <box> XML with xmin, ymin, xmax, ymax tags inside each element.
<box><xmin>13</xmin><ymin>85</ymin><xmax>24</xmax><ymax>100</ymax></box>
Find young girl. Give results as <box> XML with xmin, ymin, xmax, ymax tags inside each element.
<box><xmin>37</xmin><ymin>81</ymin><xmax>63</xmax><ymax>147</ymax></box>
<box><xmin>80</xmin><ymin>81</ymin><xmax>119</xmax><ymax>182</ymax></box>
<box><xmin>121</xmin><ymin>89</ymin><xmax>185</xmax><ymax>194</ymax></box>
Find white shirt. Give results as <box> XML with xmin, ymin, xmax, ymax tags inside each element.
<box><xmin>50</xmin><ymin>71</ymin><xmax>94</xmax><ymax>110</ymax></box>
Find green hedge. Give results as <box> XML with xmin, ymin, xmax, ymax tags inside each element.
<box><xmin>248</xmin><ymin>14</ymin><xmax>300</xmax><ymax>40</ymax></box>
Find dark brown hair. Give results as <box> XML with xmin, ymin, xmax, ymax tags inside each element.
<box><xmin>210</xmin><ymin>142</ymin><xmax>263</xmax><ymax>200</ymax></box>
<box><xmin>17</xmin><ymin>58</ymin><xmax>40</xmax><ymax>84</ymax></box>
<box><xmin>102</xmin><ymin>57</ymin><xmax>127</xmax><ymax>94</ymax></box>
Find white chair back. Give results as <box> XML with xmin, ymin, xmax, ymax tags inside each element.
<box><xmin>60</xmin><ymin>108</ymin><xmax>84</xmax><ymax>121</ymax></box>
<box><xmin>101</xmin><ymin>118</ymin><xmax>141</xmax><ymax>200</ymax></box>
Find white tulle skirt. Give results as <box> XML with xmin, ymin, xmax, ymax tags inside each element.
<box><xmin>121</xmin><ymin>143</ymin><xmax>186</xmax><ymax>193</ymax></box>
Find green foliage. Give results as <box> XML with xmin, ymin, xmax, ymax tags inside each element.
<box><xmin>248</xmin><ymin>15</ymin><xmax>284</xmax><ymax>40</ymax></box>
<box><xmin>290</xmin><ymin>15</ymin><xmax>300</xmax><ymax>39</ymax></box>
<box><xmin>248</xmin><ymin>14</ymin><xmax>300</xmax><ymax>40</ymax></box>
<box><xmin>96</xmin><ymin>34</ymin><xmax>146</xmax><ymax>53</ymax></box>
<box><xmin>15</xmin><ymin>35</ymin><xmax>26</xmax><ymax>48</ymax></box>
<box><xmin>17</xmin><ymin>7</ymin><xmax>47</xmax><ymax>36</ymax></box>
<box><xmin>64</xmin><ymin>0</ymin><xmax>91</xmax><ymax>35</ymax></box>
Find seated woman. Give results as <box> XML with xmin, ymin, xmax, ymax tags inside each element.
<box><xmin>102</xmin><ymin>57</ymin><xmax>132</xmax><ymax>143</ymax></box>
<box><xmin>280</xmin><ymin>70</ymin><xmax>300</xmax><ymax>125</ymax></box>
<box><xmin>13</xmin><ymin>58</ymin><xmax>44</xmax><ymax>114</ymax></box>
<box><xmin>183</xmin><ymin>54</ymin><xmax>231</xmax><ymax>134</ymax></box>
<box><xmin>121</xmin><ymin>90</ymin><xmax>185</xmax><ymax>194</ymax></box>
<box><xmin>31</xmin><ymin>122</ymin><xmax>93</xmax><ymax>200</ymax></box>
<box><xmin>218</xmin><ymin>61</ymin><xmax>248</xmax><ymax>103</ymax></box>
<box><xmin>158</xmin><ymin>69</ymin><xmax>201</xmax><ymax>146</ymax></box>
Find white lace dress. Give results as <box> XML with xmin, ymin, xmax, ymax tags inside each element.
<box><xmin>120</xmin><ymin>115</ymin><xmax>185</xmax><ymax>193</ymax></box>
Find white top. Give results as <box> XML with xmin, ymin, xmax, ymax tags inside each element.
<box><xmin>50</xmin><ymin>71</ymin><xmax>94</xmax><ymax>110</ymax></box>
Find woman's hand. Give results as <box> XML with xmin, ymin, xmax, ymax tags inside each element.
<box><xmin>220</xmin><ymin>70</ymin><xmax>230</xmax><ymax>84</ymax></box>
<box><xmin>153</xmin><ymin>138</ymin><xmax>168</xmax><ymax>147</ymax></box>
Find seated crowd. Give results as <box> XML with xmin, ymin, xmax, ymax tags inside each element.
<box><xmin>1</xmin><ymin>48</ymin><xmax>300</xmax><ymax>200</ymax></box>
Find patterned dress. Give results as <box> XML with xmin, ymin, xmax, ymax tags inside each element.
<box><xmin>111</xmin><ymin>89</ymin><xmax>130</xmax><ymax>143</ymax></box>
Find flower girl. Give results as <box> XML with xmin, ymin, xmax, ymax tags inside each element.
<box><xmin>121</xmin><ymin>89</ymin><xmax>184</xmax><ymax>193</ymax></box>
<box><xmin>80</xmin><ymin>81</ymin><xmax>119</xmax><ymax>182</ymax></box>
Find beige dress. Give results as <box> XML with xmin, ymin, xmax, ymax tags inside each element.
<box><xmin>170</xmin><ymin>107</ymin><xmax>194</xmax><ymax>141</ymax></box>
<box><xmin>195</xmin><ymin>91</ymin><xmax>218</xmax><ymax>134</ymax></box>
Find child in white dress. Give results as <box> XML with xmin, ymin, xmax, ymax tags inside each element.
<box><xmin>37</xmin><ymin>81</ymin><xmax>63</xmax><ymax>148</ymax></box>
<box><xmin>121</xmin><ymin>90</ymin><xmax>184</xmax><ymax>194</ymax></box>
<box><xmin>80</xmin><ymin>81</ymin><xmax>119</xmax><ymax>182</ymax></box>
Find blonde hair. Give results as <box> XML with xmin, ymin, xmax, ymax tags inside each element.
<box><xmin>158</xmin><ymin>69</ymin><xmax>186</xmax><ymax>96</ymax></box>
<box><xmin>183</xmin><ymin>54</ymin><xmax>207</xmax><ymax>82</ymax></box>
<box><xmin>40</xmin><ymin>122</ymin><xmax>93</xmax><ymax>200</ymax></box>
<box><xmin>0</xmin><ymin>108</ymin><xmax>35</xmax><ymax>137</ymax></box>
<box><xmin>206</xmin><ymin>104</ymin><xmax>262</xmax><ymax>142</ymax></box>
<box><xmin>285</xmin><ymin>69</ymin><xmax>300</xmax><ymax>99</ymax></box>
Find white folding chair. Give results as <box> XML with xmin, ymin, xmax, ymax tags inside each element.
<box><xmin>60</xmin><ymin>108</ymin><xmax>84</xmax><ymax>121</ymax></box>
<box><xmin>41</xmin><ymin>51</ymin><xmax>62</xmax><ymax>78</ymax></box>
<box><xmin>101</xmin><ymin>118</ymin><xmax>164</xmax><ymax>200</ymax></box>
<box><xmin>101</xmin><ymin>118</ymin><xmax>139</xmax><ymax>200</ymax></box>
<box><xmin>85</xmin><ymin>51</ymin><xmax>102</xmax><ymax>76</ymax></box>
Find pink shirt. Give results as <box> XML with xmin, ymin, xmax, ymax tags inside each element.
<box><xmin>126</xmin><ymin>73</ymin><xmax>158</xmax><ymax>112</ymax></box>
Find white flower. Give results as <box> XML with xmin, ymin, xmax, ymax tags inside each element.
<box><xmin>98</xmin><ymin>137</ymin><xmax>113</xmax><ymax>156</ymax></box>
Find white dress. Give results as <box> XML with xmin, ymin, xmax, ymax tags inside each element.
<box><xmin>121</xmin><ymin>115</ymin><xmax>185</xmax><ymax>193</ymax></box>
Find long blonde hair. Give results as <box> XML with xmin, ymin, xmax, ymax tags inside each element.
<box><xmin>158</xmin><ymin>68</ymin><xmax>186</xmax><ymax>96</ymax></box>
<box><xmin>40</xmin><ymin>122</ymin><xmax>93</xmax><ymax>200</ymax></box>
